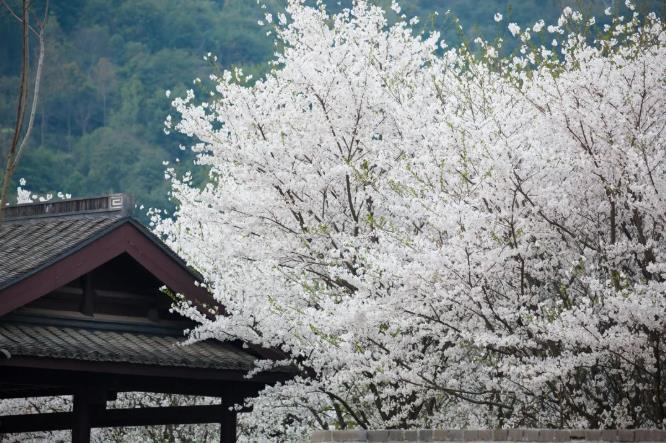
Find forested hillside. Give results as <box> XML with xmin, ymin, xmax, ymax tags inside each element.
<box><xmin>1</xmin><ymin>0</ymin><xmax>662</xmax><ymax>214</ymax></box>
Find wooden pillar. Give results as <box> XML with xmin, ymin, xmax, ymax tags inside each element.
<box><xmin>220</xmin><ymin>408</ymin><xmax>237</xmax><ymax>443</ymax></box>
<box><xmin>72</xmin><ymin>393</ymin><xmax>92</xmax><ymax>443</ymax></box>
<box><xmin>72</xmin><ymin>389</ymin><xmax>107</xmax><ymax>443</ymax></box>
<box><xmin>81</xmin><ymin>272</ymin><xmax>95</xmax><ymax>316</ymax></box>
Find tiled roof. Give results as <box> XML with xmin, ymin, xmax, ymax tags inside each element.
<box><xmin>0</xmin><ymin>196</ymin><xmax>289</xmax><ymax>375</ymax></box>
<box><xmin>0</xmin><ymin>321</ymin><xmax>257</xmax><ymax>370</ymax></box>
<box><xmin>0</xmin><ymin>196</ymin><xmax>200</xmax><ymax>292</ymax></box>
<box><xmin>0</xmin><ymin>215</ymin><xmax>124</xmax><ymax>290</ymax></box>
<box><xmin>0</xmin><ymin>216</ymin><xmax>121</xmax><ymax>289</ymax></box>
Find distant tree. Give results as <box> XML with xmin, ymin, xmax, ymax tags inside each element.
<box><xmin>90</xmin><ymin>57</ymin><xmax>117</xmax><ymax>125</ymax></box>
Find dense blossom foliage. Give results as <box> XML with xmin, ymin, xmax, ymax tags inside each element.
<box><xmin>158</xmin><ymin>0</ymin><xmax>663</xmax><ymax>440</ymax></box>
<box><xmin>0</xmin><ymin>394</ymin><xmax>217</xmax><ymax>443</ymax></box>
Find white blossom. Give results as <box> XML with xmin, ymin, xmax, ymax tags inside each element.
<box><xmin>533</xmin><ymin>19</ymin><xmax>545</xmax><ymax>32</ymax></box>
<box><xmin>508</xmin><ymin>22</ymin><xmax>520</xmax><ymax>36</ymax></box>
<box><xmin>156</xmin><ymin>2</ymin><xmax>666</xmax><ymax>440</ymax></box>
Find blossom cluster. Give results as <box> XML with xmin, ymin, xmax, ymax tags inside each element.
<box><xmin>158</xmin><ymin>1</ymin><xmax>666</xmax><ymax>440</ymax></box>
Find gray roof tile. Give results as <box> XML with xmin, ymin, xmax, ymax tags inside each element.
<box><xmin>0</xmin><ymin>322</ymin><xmax>258</xmax><ymax>370</ymax></box>
<box><xmin>0</xmin><ymin>215</ymin><xmax>123</xmax><ymax>289</ymax></box>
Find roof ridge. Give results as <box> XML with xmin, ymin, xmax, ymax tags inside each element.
<box><xmin>2</xmin><ymin>194</ymin><xmax>132</xmax><ymax>221</ymax></box>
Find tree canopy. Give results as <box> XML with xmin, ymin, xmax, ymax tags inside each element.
<box><xmin>2</xmin><ymin>0</ymin><xmax>662</xmax><ymax>216</ymax></box>
<box><xmin>156</xmin><ymin>1</ymin><xmax>666</xmax><ymax>440</ymax></box>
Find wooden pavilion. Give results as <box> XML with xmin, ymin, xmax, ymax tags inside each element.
<box><xmin>0</xmin><ymin>194</ymin><xmax>290</xmax><ymax>442</ymax></box>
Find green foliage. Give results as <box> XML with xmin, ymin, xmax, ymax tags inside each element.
<box><xmin>0</xmin><ymin>0</ymin><xmax>662</xmax><ymax>222</ymax></box>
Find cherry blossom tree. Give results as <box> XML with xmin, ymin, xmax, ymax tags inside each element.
<box><xmin>157</xmin><ymin>1</ymin><xmax>665</xmax><ymax>440</ymax></box>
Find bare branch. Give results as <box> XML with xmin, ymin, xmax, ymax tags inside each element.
<box><xmin>14</xmin><ymin>11</ymin><xmax>47</xmax><ymax>165</ymax></box>
<box><xmin>0</xmin><ymin>0</ymin><xmax>49</xmax><ymax>214</ymax></box>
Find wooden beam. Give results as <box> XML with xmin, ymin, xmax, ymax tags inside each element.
<box><xmin>221</xmin><ymin>408</ymin><xmax>237</xmax><ymax>443</ymax></box>
<box><xmin>0</xmin><ymin>405</ymin><xmax>228</xmax><ymax>434</ymax></box>
<box><xmin>0</xmin><ymin>358</ymin><xmax>290</xmax><ymax>386</ymax></box>
<box><xmin>0</xmin><ymin>411</ymin><xmax>72</xmax><ymax>433</ymax></box>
